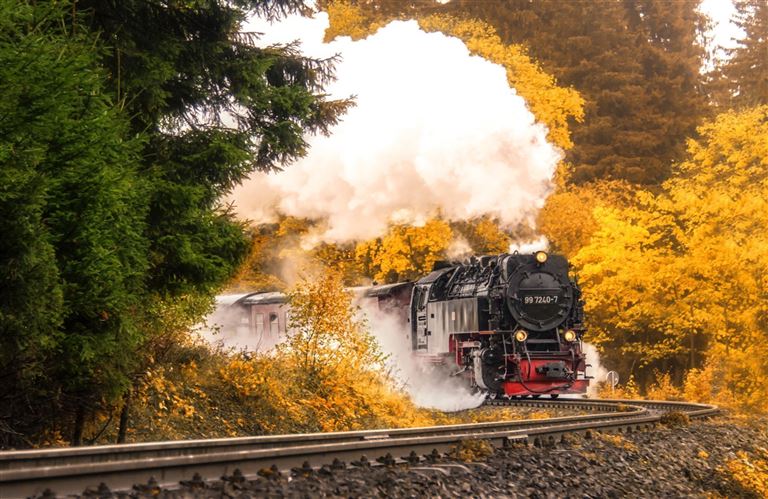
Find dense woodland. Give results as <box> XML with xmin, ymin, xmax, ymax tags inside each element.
<box><xmin>1</xmin><ymin>0</ymin><xmax>768</xmax><ymax>450</ymax></box>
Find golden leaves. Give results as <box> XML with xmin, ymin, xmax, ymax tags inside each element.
<box><xmin>355</xmin><ymin>219</ymin><xmax>453</xmax><ymax>283</ymax></box>
<box><xmin>567</xmin><ymin>107</ymin><xmax>768</xmax><ymax>412</ymax></box>
<box><xmin>722</xmin><ymin>450</ymin><xmax>768</xmax><ymax>498</ymax></box>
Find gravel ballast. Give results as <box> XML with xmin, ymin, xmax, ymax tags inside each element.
<box><xmin>66</xmin><ymin>416</ymin><xmax>768</xmax><ymax>498</ymax></box>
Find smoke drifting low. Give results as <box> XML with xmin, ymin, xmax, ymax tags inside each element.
<box><xmin>582</xmin><ymin>343</ymin><xmax>608</xmax><ymax>398</ymax></box>
<box><xmin>362</xmin><ymin>305</ymin><xmax>485</xmax><ymax>412</ymax></box>
<box><xmin>232</xmin><ymin>14</ymin><xmax>561</xmax><ymax>243</ymax></box>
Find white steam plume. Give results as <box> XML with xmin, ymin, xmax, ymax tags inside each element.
<box><xmin>362</xmin><ymin>304</ymin><xmax>485</xmax><ymax>412</ymax></box>
<box><xmin>582</xmin><ymin>342</ymin><xmax>609</xmax><ymax>398</ymax></box>
<box><xmin>232</xmin><ymin>14</ymin><xmax>562</xmax><ymax>243</ymax></box>
<box><xmin>509</xmin><ymin>236</ymin><xmax>549</xmax><ymax>254</ymax></box>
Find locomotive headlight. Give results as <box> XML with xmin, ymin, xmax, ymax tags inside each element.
<box><xmin>564</xmin><ymin>330</ymin><xmax>577</xmax><ymax>342</ymax></box>
<box><xmin>535</xmin><ymin>251</ymin><xmax>548</xmax><ymax>264</ymax></box>
<box><xmin>514</xmin><ymin>330</ymin><xmax>528</xmax><ymax>342</ymax></box>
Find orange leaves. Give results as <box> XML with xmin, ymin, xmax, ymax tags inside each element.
<box><xmin>561</xmin><ymin>107</ymin><xmax>768</xmax><ymax>410</ymax></box>
<box><xmin>219</xmin><ymin>359</ymin><xmax>269</xmax><ymax>399</ymax></box>
<box><xmin>645</xmin><ymin>372</ymin><xmax>683</xmax><ymax>401</ymax></box>
<box><xmin>355</xmin><ymin>219</ymin><xmax>453</xmax><ymax>283</ymax></box>
<box><xmin>722</xmin><ymin>450</ymin><xmax>768</xmax><ymax>498</ymax></box>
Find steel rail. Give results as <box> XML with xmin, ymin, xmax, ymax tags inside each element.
<box><xmin>0</xmin><ymin>399</ymin><xmax>717</xmax><ymax>498</ymax></box>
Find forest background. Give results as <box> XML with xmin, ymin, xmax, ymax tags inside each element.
<box><xmin>1</xmin><ymin>0</ymin><xmax>767</xmax><ymax>448</ymax></box>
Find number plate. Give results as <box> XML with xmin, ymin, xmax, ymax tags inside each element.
<box><xmin>523</xmin><ymin>295</ymin><xmax>559</xmax><ymax>305</ymax></box>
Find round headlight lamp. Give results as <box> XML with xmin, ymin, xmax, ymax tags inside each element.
<box><xmin>535</xmin><ymin>251</ymin><xmax>548</xmax><ymax>264</ymax></box>
<box><xmin>564</xmin><ymin>329</ymin><xmax>577</xmax><ymax>342</ymax></box>
<box><xmin>514</xmin><ymin>329</ymin><xmax>528</xmax><ymax>342</ymax></box>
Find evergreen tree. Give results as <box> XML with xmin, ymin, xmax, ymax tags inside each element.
<box><xmin>1</xmin><ymin>0</ymin><xmax>349</xmax><ymax>447</ymax></box>
<box><xmin>0</xmin><ymin>0</ymin><xmax>147</xmax><ymax>445</ymax></box>
<box><xmin>76</xmin><ymin>0</ymin><xmax>352</xmax><ymax>295</ymax></box>
<box><xmin>72</xmin><ymin>0</ymin><xmax>349</xmax><ymax>444</ymax></box>
<box><xmin>721</xmin><ymin>0</ymin><xmax>768</xmax><ymax>108</ymax></box>
<box><xmin>617</xmin><ymin>0</ymin><xmax>709</xmax><ymax>182</ymax></box>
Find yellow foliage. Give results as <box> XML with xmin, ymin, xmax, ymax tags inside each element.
<box><xmin>683</xmin><ymin>361</ymin><xmax>724</xmax><ymax>406</ymax></box>
<box><xmin>450</xmin><ymin>439</ymin><xmax>494</xmax><ymax>462</ymax></box>
<box><xmin>282</xmin><ymin>270</ymin><xmax>386</xmax><ymax>376</ymax></box>
<box><xmin>451</xmin><ymin>216</ymin><xmax>511</xmax><ymax>255</ymax></box>
<box><xmin>324</xmin><ymin>1</ymin><xmax>382</xmax><ymax>42</ymax></box>
<box><xmin>722</xmin><ymin>450</ymin><xmax>768</xmax><ymax>498</ymax></box>
<box><xmin>538</xmin><ymin>188</ymin><xmax>599</xmax><ymax>258</ymax></box>
<box><xmin>598</xmin><ymin>374</ymin><xmax>641</xmax><ymax>400</ymax></box>
<box><xmin>228</xmin><ymin>216</ymin><xmax>364</xmax><ymax>291</ymax></box>
<box><xmin>571</xmin><ymin>106</ymin><xmax>768</xmax><ymax>411</ymax></box>
<box><xmin>597</xmin><ymin>433</ymin><xmax>638</xmax><ymax>452</ymax></box>
<box><xmin>538</xmin><ymin>180</ymin><xmax>637</xmax><ymax>258</ymax></box>
<box><xmin>323</xmin><ymin>1</ymin><xmax>584</xmax><ymax>151</ymax></box>
<box><xmin>356</xmin><ymin>219</ymin><xmax>453</xmax><ymax>283</ymax></box>
<box><xmin>645</xmin><ymin>371</ymin><xmax>682</xmax><ymax>401</ymax></box>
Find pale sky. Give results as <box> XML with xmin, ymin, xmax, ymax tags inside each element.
<box><xmin>700</xmin><ymin>0</ymin><xmax>743</xmax><ymax>62</ymax></box>
<box><xmin>251</xmin><ymin>1</ymin><xmax>744</xmax><ymax>64</ymax></box>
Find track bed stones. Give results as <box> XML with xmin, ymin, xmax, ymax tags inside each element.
<box><xmin>54</xmin><ymin>416</ymin><xmax>764</xmax><ymax>498</ymax></box>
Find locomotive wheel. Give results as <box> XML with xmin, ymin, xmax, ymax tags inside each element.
<box><xmin>550</xmin><ymin>394</ymin><xmax>559</xmax><ymax>399</ymax></box>
<box><xmin>532</xmin><ymin>394</ymin><xmax>541</xmax><ymax>399</ymax></box>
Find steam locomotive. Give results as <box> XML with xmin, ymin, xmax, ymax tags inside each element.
<box><xmin>211</xmin><ymin>251</ymin><xmax>589</xmax><ymax>397</ymax></box>
<box><xmin>409</xmin><ymin>251</ymin><xmax>589</xmax><ymax>397</ymax></box>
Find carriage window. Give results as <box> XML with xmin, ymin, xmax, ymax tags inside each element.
<box><xmin>269</xmin><ymin>313</ymin><xmax>279</xmax><ymax>338</ymax></box>
<box><xmin>253</xmin><ymin>313</ymin><xmax>264</xmax><ymax>338</ymax></box>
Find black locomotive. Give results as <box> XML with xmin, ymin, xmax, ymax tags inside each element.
<box><xmin>409</xmin><ymin>251</ymin><xmax>588</xmax><ymax>396</ymax></box>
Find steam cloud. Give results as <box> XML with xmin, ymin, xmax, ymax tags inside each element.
<box><xmin>582</xmin><ymin>342</ymin><xmax>609</xmax><ymax>398</ymax></box>
<box><xmin>232</xmin><ymin>14</ymin><xmax>562</xmax><ymax>243</ymax></box>
<box><xmin>509</xmin><ymin>236</ymin><xmax>549</xmax><ymax>254</ymax></box>
<box><xmin>362</xmin><ymin>305</ymin><xmax>486</xmax><ymax>411</ymax></box>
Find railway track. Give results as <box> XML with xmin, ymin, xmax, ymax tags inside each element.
<box><xmin>0</xmin><ymin>398</ymin><xmax>717</xmax><ymax>498</ymax></box>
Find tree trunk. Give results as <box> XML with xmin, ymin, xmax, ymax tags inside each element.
<box><xmin>72</xmin><ymin>405</ymin><xmax>84</xmax><ymax>446</ymax></box>
<box><xmin>117</xmin><ymin>391</ymin><xmax>130</xmax><ymax>444</ymax></box>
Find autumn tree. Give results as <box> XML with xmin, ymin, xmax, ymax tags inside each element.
<box><xmin>355</xmin><ymin>220</ymin><xmax>453</xmax><ymax>283</ymax></box>
<box><xmin>574</xmin><ymin>106</ymin><xmax>768</xmax><ymax>407</ymax></box>
<box><xmin>274</xmin><ymin>271</ymin><xmax>427</xmax><ymax>431</ymax></box>
<box><xmin>572</xmin><ymin>201</ymin><xmax>688</xmax><ymax>383</ymax></box>
<box><xmin>451</xmin><ymin>217</ymin><xmax>511</xmax><ymax>255</ymax></box>
<box><xmin>537</xmin><ymin>180</ymin><xmax>639</xmax><ymax>258</ymax></box>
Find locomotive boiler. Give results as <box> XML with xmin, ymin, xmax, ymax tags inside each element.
<box><xmin>410</xmin><ymin>251</ymin><xmax>589</xmax><ymax>397</ymax></box>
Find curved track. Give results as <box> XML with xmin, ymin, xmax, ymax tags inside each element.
<box><xmin>0</xmin><ymin>399</ymin><xmax>717</xmax><ymax>498</ymax></box>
